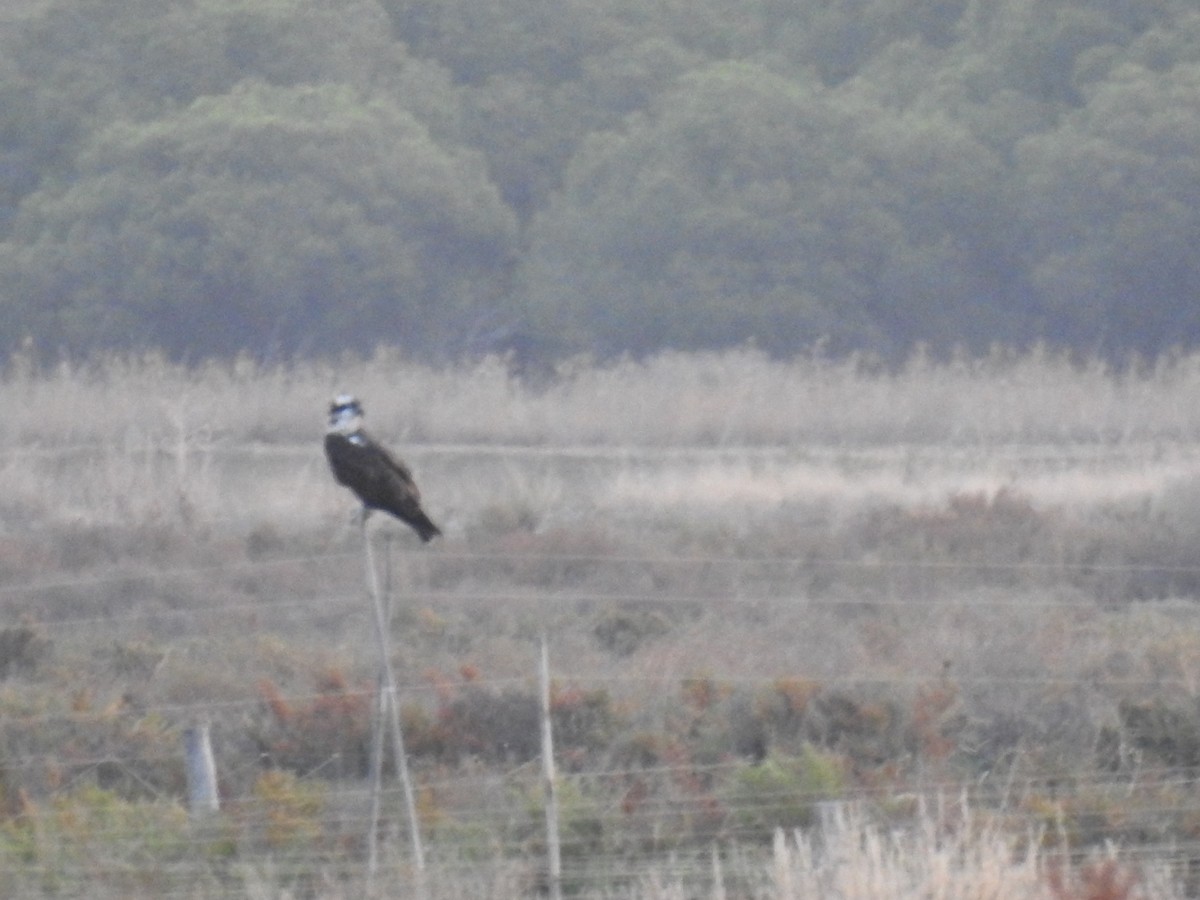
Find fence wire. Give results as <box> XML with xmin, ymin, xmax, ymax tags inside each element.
<box><xmin>4</xmin><ymin>544</ymin><xmax>1200</xmax><ymax>897</ymax></box>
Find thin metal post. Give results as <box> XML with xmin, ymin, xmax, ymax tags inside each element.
<box><xmin>363</xmin><ymin>521</ymin><xmax>426</xmax><ymax>893</ymax></box>
<box><xmin>367</xmin><ymin>538</ymin><xmax>394</xmax><ymax>881</ymax></box>
<box><xmin>539</xmin><ymin>633</ymin><xmax>563</xmax><ymax>900</ymax></box>
<box><xmin>367</xmin><ymin>667</ymin><xmax>387</xmax><ymax>880</ymax></box>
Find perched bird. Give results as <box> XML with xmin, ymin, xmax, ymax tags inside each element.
<box><xmin>324</xmin><ymin>394</ymin><xmax>441</xmax><ymax>542</ymax></box>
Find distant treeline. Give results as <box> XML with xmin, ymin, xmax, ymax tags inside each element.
<box><xmin>1</xmin><ymin>0</ymin><xmax>1198</xmax><ymax>364</ymax></box>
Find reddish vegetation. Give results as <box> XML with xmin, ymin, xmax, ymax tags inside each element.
<box><xmin>3</xmin><ymin>353</ymin><xmax>1200</xmax><ymax>893</ymax></box>
<box><xmin>1047</xmin><ymin>859</ymin><xmax>1142</xmax><ymax>900</ymax></box>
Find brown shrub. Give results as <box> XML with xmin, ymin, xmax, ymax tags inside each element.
<box><xmin>252</xmin><ymin>671</ymin><xmax>373</xmax><ymax>778</ymax></box>
<box><xmin>0</xmin><ymin>623</ymin><xmax>50</xmax><ymax>679</ymax></box>
<box><xmin>1046</xmin><ymin>858</ymin><xmax>1141</xmax><ymax>900</ymax></box>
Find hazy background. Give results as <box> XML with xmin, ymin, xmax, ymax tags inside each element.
<box><xmin>2</xmin><ymin>0</ymin><xmax>1199</xmax><ymax>365</ymax></box>
<box><xmin>6</xmin><ymin>3</ymin><xmax>1200</xmax><ymax>893</ymax></box>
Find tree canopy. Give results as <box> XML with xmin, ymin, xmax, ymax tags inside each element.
<box><xmin>1</xmin><ymin>80</ymin><xmax>515</xmax><ymax>358</ymax></box>
<box><xmin>2</xmin><ymin>0</ymin><xmax>1199</xmax><ymax>363</ymax></box>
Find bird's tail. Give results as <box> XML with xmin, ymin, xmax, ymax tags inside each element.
<box><xmin>413</xmin><ymin>512</ymin><xmax>442</xmax><ymax>543</ymax></box>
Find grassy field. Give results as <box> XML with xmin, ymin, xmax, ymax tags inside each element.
<box><xmin>3</xmin><ymin>347</ymin><xmax>1200</xmax><ymax>897</ymax></box>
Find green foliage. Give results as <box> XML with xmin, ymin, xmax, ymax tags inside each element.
<box><xmin>593</xmin><ymin>603</ymin><xmax>672</xmax><ymax>656</ymax></box>
<box><xmin>0</xmin><ymin>623</ymin><xmax>50</xmax><ymax>679</ymax></box>
<box><xmin>551</xmin><ymin>685</ymin><xmax>619</xmax><ymax>758</ymax></box>
<box><xmin>2</xmin><ymin>80</ymin><xmax>516</xmax><ymax>359</ymax></box>
<box><xmin>520</xmin><ymin>56</ymin><xmax>1032</xmax><ymax>358</ymax></box>
<box><xmin>0</xmin><ymin>785</ymin><xmax>190</xmax><ymax>894</ymax></box>
<box><xmin>6</xmin><ymin>352</ymin><xmax>1200</xmax><ymax>891</ymax></box>
<box><xmin>856</xmin><ymin>489</ymin><xmax>1047</xmax><ymax>583</ymax></box>
<box><xmin>247</xmin><ymin>770</ymin><xmax>326</xmax><ymax>850</ymax></box>
<box><xmin>3</xmin><ymin>0</ymin><xmax>1200</xmax><ymax>361</ymax></box>
<box><xmin>723</xmin><ymin>746</ymin><xmax>845</xmax><ymax>839</ymax></box>
<box><xmin>433</xmin><ymin>683</ymin><xmax>541</xmax><ymax>763</ymax></box>
<box><xmin>401</xmin><ymin>676</ymin><xmax>617</xmax><ymax>766</ymax></box>
<box><xmin>1117</xmin><ymin>698</ymin><xmax>1200</xmax><ymax>769</ymax></box>
<box><xmin>1017</xmin><ymin>59</ymin><xmax>1200</xmax><ymax>356</ymax></box>
<box><xmin>253</xmin><ymin>670</ymin><xmax>373</xmax><ymax>777</ymax></box>
<box><xmin>522</xmin><ymin>61</ymin><xmax>863</xmax><ymax>357</ymax></box>
<box><xmin>0</xmin><ymin>687</ymin><xmax>183</xmax><ymax>803</ymax></box>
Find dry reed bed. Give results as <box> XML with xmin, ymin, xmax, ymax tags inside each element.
<box><xmin>8</xmin><ymin>346</ymin><xmax>1200</xmax><ymax>449</ymax></box>
<box><xmin>6</xmin><ymin>346</ymin><xmax>1200</xmax><ymax>537</ymax></box>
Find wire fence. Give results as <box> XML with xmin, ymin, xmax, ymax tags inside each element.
<box><xmin>4</xmin><ymin>542</ymin><xmax>1200</xmax><ymax>896</ymax></box>
<box><xmin>13</xmin><ymin>544</ymin><xmax>1200</xmax><ymax>600</ymax></box>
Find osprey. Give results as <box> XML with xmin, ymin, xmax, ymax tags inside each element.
<box><xmin>324</xmin><ymin>395</ymin><xmax>442</xmax><ymax>542</ymax></box>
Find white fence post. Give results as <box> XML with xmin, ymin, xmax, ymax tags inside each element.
<box><xmin>182</xmin><ymin>723</ymin><xmax>219</xmax><ymax>815</ymax></box>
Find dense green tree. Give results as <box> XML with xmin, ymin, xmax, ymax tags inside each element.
<box><xmin>954</xmin><ymin>0</ymin><xmax>1136</xmax><ymax>105</ymax></box>
<box><xmin>0</xmin><ymin>81</ymin><xmax>517</xmax><ymax>359</ymax></box>
<box><xmin>0</xmin><ymin>0</ymin><xmax>462</xmax><ymax>221</ymax></box>
<box><xmin>519</xmin><ymin>64</ymin><xmax>861</xmax><ymax>357</ymax></box>
<box><xmin>581</xmin><ymin>38</ymin><xmax>702</xmax><ymax>118</ymax></box>
<box><xmin>0</xmin><ymin>62</ymin><xmax>74</xmax><ymax>234</ymax></box>
<box><xmin>3</xmin><ymin>0</ymin><xmax>1200</xmax><ymax>362</ymax></box>
<box><xmin>857</xmin><ymin>100</ymin><xmax>1028</xmax><ymax>349</ymax></box>
<box><xmin>752</xmin><ymin>0</ymin><xmax>969</xmax><ymax>85</ymax></box>
<box><xmin>6</xmin><ymin>0</ymin><xmax>412</xmax><ymax>113</ymax></box>
<box><xmin>1016</xmin><ymin>61</ymin><xmax>1200</xmax><ymax>355</ymax></box>
<box><xmin>520</xmin><ymin>62</ymin><xmax>1021</xmax><ymax>358</ymax></box>
<box><xmin>459</xmin><ymin>41</ymin><xmax>701</xmax><ymax>223</ymax></box>
<box><xmin>1121</xmin><ymin>9</ymin><xmax>1200</xmax><ymax>71</ymax></box>
<box><xmin>458</xmin><ymin>75</ymin><xmax>587</xmax><ymax>225</ymax></box>
<box><xmin>380</xmin><ymin>0</ymin><xmax>637</xmax><ymax>85</ymax></box>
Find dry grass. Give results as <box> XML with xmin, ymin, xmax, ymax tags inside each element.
<box><xmin>771</xmin><ymin>798</ymin><xmax>1181</xmax><ymax>900</ymax></box>
<box><xmin>1</xmin><ymin>796</ymin><xmax>1179</xmax><ymax>898</ymax></box>
<box><xmin>6</xmin><ymin>345</ymin><xmax>1200</xmax><ymax>541</ymax></box>
<box><xmin>4</xmin><ymin>348</ymin><xmax>1200</xmax><ymax>896</ymax></box>
<box><xmin>10</xmin><ymin>345</ymin><xmax>1200</xmax><ymax>449</ymax></box>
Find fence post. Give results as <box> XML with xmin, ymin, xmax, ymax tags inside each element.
<box><xmin>816</xmin><ymin>799</ymin><xmax>844</xmax><ymax>836</ymax></box>
<box><xmin>539</xmin><ymin>633</ymin><xmax>563</xmax><ymax>900</ymax></box>
<box><xmin>363</xmin><ymin>522</ymin><xmax>426</xmax><ymax>896</ymax></box>
<box><xmin>711</xmin><ymin>844</ymin><xmax>726</xmax><ymax>900</ymax></box>
<box><xmin>182</xmin><ymin>723</ymin><xmax>219</xmax><ymax>815</ymax></box>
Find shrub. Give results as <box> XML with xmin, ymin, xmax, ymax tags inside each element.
<box><xmin>723</xmin><ymin>745</ymin><xmax>846</xmax><ymax>840</ymax></box>
<box><xmin>593</xmin><ymin>603</ymin><xmax>672</xmax><ymax>656</ymax></box>
<box><xmin>805</xmin><ymin>690</ymin><xmax>908</xmax><ymax>768</ymax></box>
<box><xmin>0</xmin><ymin>623</ymin><xmax>50</xmax><ymax>679</ymax></box>
<box><xmin>551</xmin><ymin>685</ymin><xmax>618</xmax><ymax>763</ymax></box>
<box><xmin>852</xmin><ymin>488</ymin><xmax>1048</xmax><ymax>589</ymax></box>
<box><xmin>246</xmin><ymin>770</ymin><xmax>325</xmax><ymax>851</ymax></box>
<box><xmin>0</xmin><ymin>785</ymin><xmax>190</xmax><ymax>895</ymax></box>
<box><xmin>1046</xmin><ymin>857</ymin><xmax>1142</xmax><ymax>900</ymax></box>
<box><xmin>252</xmin><ymin>671</ymin><xmax>373</xmax><ymax>778</ymax></box>
<box><xmin>1118</xmin><ymin>698</ymin><xmax>1200</xmax><ymax>769</ymax></box>
<box><xmin>438</xmin><ymin>685</ymin><xmax>541</xmax><ymax>764</ymax></box>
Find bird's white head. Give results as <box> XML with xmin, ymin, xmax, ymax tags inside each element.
<box><xmin>328</xmin><ymin>394</ymin><xmax>364</xmax><ymax>434</ymax></box>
